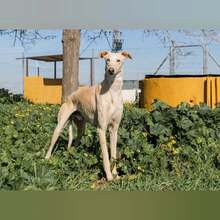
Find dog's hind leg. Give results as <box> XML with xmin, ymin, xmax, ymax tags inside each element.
<box><xmin>68</xmin><ymin>121</ymin><xmax>85</xmax><ymax>149</ymax></box>
<box><xmin>73</xmin><ymin>116</ymin><xmax>86</xmax><ymax>146</ymax></box>
<box><xmin>45</xmin><ymin>101</ymin><xmax>76</xmax><ymax>159</ymax></box>
<box><xmin>67</xmin><ymin>123</ymin><xmax>74</xmax><ymax>150</ymax></box>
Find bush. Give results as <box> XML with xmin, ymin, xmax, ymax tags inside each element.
<box><xmin>0</xmin><ymin>89</ymin><xmax>220</xmax><ymax>190</ymax></box>
<box><xmin>0</xmin><ymin>88</ymin><xmax>23</xmax><ymax>104</ymax></box>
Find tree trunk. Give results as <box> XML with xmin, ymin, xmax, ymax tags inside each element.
<box><xmin>61</xmin><ymin>29</ymin><xmax>81</xmax><ymax>103</ymax></box>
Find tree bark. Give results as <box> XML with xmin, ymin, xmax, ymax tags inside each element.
<box><xmin>61</xmin><ymin>29</ymin><xmax>81</xmax><ymax>103</ymax></box>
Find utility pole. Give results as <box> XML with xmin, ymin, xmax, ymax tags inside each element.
<box><xmin>112</xmin><ymin>30</ymin><xmax>123</xmax><ymax>52</ymax></box>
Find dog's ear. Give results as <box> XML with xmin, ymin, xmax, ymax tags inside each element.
<box><xmin>99</xmin><ymin>51</ymin><xmax>109</xmax><ymax>58</ymax></box>
<box><xmin>121</xmin><ymin>51</ymin><xmax>132</xmax><ymax>59</ymax></box>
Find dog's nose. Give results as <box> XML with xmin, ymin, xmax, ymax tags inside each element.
<box><xmin>108</xmin><ymin>67</ymin><xmax>114</xmax><ymax>74</ymax></box>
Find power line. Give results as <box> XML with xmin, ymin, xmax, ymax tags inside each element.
<box><xmin>80</xmin><ymin>38</ymin><xmax>98</xmax><ymax>56</ymax></box>
<box><xmin>103</xmin><ymin>32</ymin><xmax>112</xmax><ymax>50</ymax></box>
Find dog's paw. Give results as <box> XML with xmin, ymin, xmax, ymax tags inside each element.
<box><xmin>45</xmin><ymin>153</ymin><xmax>51</xmax><ymax>160</ymax></box>
<box><xmin>106</xmin><ymin>175</ymin><xmax>114</xmax><ymax>182</ymax></box>
<box><xmin>112</xmin><ymin>168</ymin><xmax>118</xmax><ymax>177</ymax></box>
<box><xmin>114</xmin><ymin>175</ymin><xmax>120</xmax><ymax>181</ymax></box>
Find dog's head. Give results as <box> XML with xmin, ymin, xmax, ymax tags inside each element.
<box><xmin>100</xmin><ymin>51</ymin><xmax>132</xmax><ymax>75</ymax></box>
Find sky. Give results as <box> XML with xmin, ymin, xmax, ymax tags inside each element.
<box><xmin>2</xmin><ymin>29</ymin><xmax>220</xmax><ymax>94</ymax></box>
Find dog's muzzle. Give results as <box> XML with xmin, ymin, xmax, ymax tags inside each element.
<box><xmin>108</xmin><ymin>67</ymin><xmax>115</xmax><ymax>75</ymax></box>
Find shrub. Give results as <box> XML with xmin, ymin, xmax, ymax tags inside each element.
<box><xmin>0</xmin><ymin>89</ymin><xmax>220</xmax><ymax>190</ymax></box>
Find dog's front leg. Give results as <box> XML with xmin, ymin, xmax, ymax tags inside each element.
<box><xmin>97</xmin><ymin>128</ymin><xmax>113</xmax><ymax>181</ymax></box>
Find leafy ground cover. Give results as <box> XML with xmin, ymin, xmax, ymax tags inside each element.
<box><xmin>0</xmin><ymin>88</ymin><xmax>220</xmax><ymax>190</ymax></box>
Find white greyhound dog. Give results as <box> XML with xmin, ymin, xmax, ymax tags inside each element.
<box><xmin>45</xmin><ymin>50</ymin><xmax>132</xmax><ymax>181</ymax></box>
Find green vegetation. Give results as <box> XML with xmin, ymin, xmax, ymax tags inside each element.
<box><xmin>0</xmin><ymin>88</ymin><xmax>220</xmax><ymax>191</ymax></box>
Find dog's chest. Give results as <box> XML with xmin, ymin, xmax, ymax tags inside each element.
<box><xmin>108</xmin><ymin>91</ymin><xmax>123</xmax><ymax>115</ymax></box>
<box><xmin>110</xmin><ymin>90</ymin><xmax>121</xmax><ymax>104</ymax></box>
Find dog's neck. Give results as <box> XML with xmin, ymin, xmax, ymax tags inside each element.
<box><xmin>100</xmin><ymin>69</ymin><xmax>123</xmax><ymax>94</ymax></box>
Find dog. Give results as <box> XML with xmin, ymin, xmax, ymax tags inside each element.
<box><xmin>45</xmin><ymin>50</ymin><xmax>132</xmax><ymax>181</ymax></box>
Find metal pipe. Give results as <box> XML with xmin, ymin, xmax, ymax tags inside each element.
<box><xmin>203</xmin><ymin>45</ymin><xmax>208</xmax><ymax>75</ymax></box>
<box><xmin>174</xmin><ymin>44</ymin><xmax>202</xmax><ymax>48</ymax></box>
<box><xmin>171</xmin><ymin>44</ymin><xmax>208</xmax><ymax>75</ymax></box>
<box><xmin>37</xmin><ymin>67</ymin><xmax>40</xmax><ymax>77</ymax></box>
<box><xmin>54</xmin><ymin>61</ymin><xmax>57</xmax><ymax>79</ymax></box>
<box><xmin>169</xmin><ymin>46</ymin><xmax>175</xmax><ymax>74</ymax></box>
<box><xmin>26</xmin><ymin>59</ymin><xmax>29</xmax><ymax>77</ymax></box>
<box><xmin>89</xmin><ymin>49</ymin><xmax>95</xmax><ymax>86</ymax></box>
<box><xmin>90</xmin><ymin>58</ymin><xmax>95</xmax><ymax>86</ymax></box>
<box><xmin>208</xmin><ymin>51</ymin><xmax>220</xmax><ymax>69</ymax></box>
<box><xmin>154</xmin><ymin>55</ymin><xmax>169</xmax><ymax>75</ymax></box>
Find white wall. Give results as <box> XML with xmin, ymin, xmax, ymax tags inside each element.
<box><xmin>122</xmin><ymin>89</ymin><xmax>140</xmax><ymax>103</ymax></box>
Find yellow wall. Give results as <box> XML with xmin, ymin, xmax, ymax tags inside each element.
<box><xmin>24</xmin><ymin>75</ymin><xmax>220</xmax><ymax>108</ymax></box>
<box><xmin>24</xmin><ymin>76</ymin><xmax>62</xmax><ymax>104</ymax></box>
<box><xmin>139</xmin><ymin>75</ymin><xmax>220</xmax><ymax>110</ymax></box>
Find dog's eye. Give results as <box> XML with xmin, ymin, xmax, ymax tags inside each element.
<box><xmin>117</xmin><ymin>59</ymin><xmax>120</xmax><ymax>62</ymax></box>
<box><xmin>106</xmin><ymin>59</ymin><xmax>110</xmax><ymax>62</ymax></box>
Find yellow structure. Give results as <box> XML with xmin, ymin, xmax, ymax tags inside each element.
<box><xmin>18</xmin><ymin>54</ymin><xmax>97</xmax><ymax>105</ymax></box>
<box><xmin>24</xmin><ymin>76</ymin><xmax>62</xmax><ymax>104</ymax></box>
<box><xmin>139</xmin><ymin>75</ymin><xmax>220</xmax><ymax>110</ymax></box>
